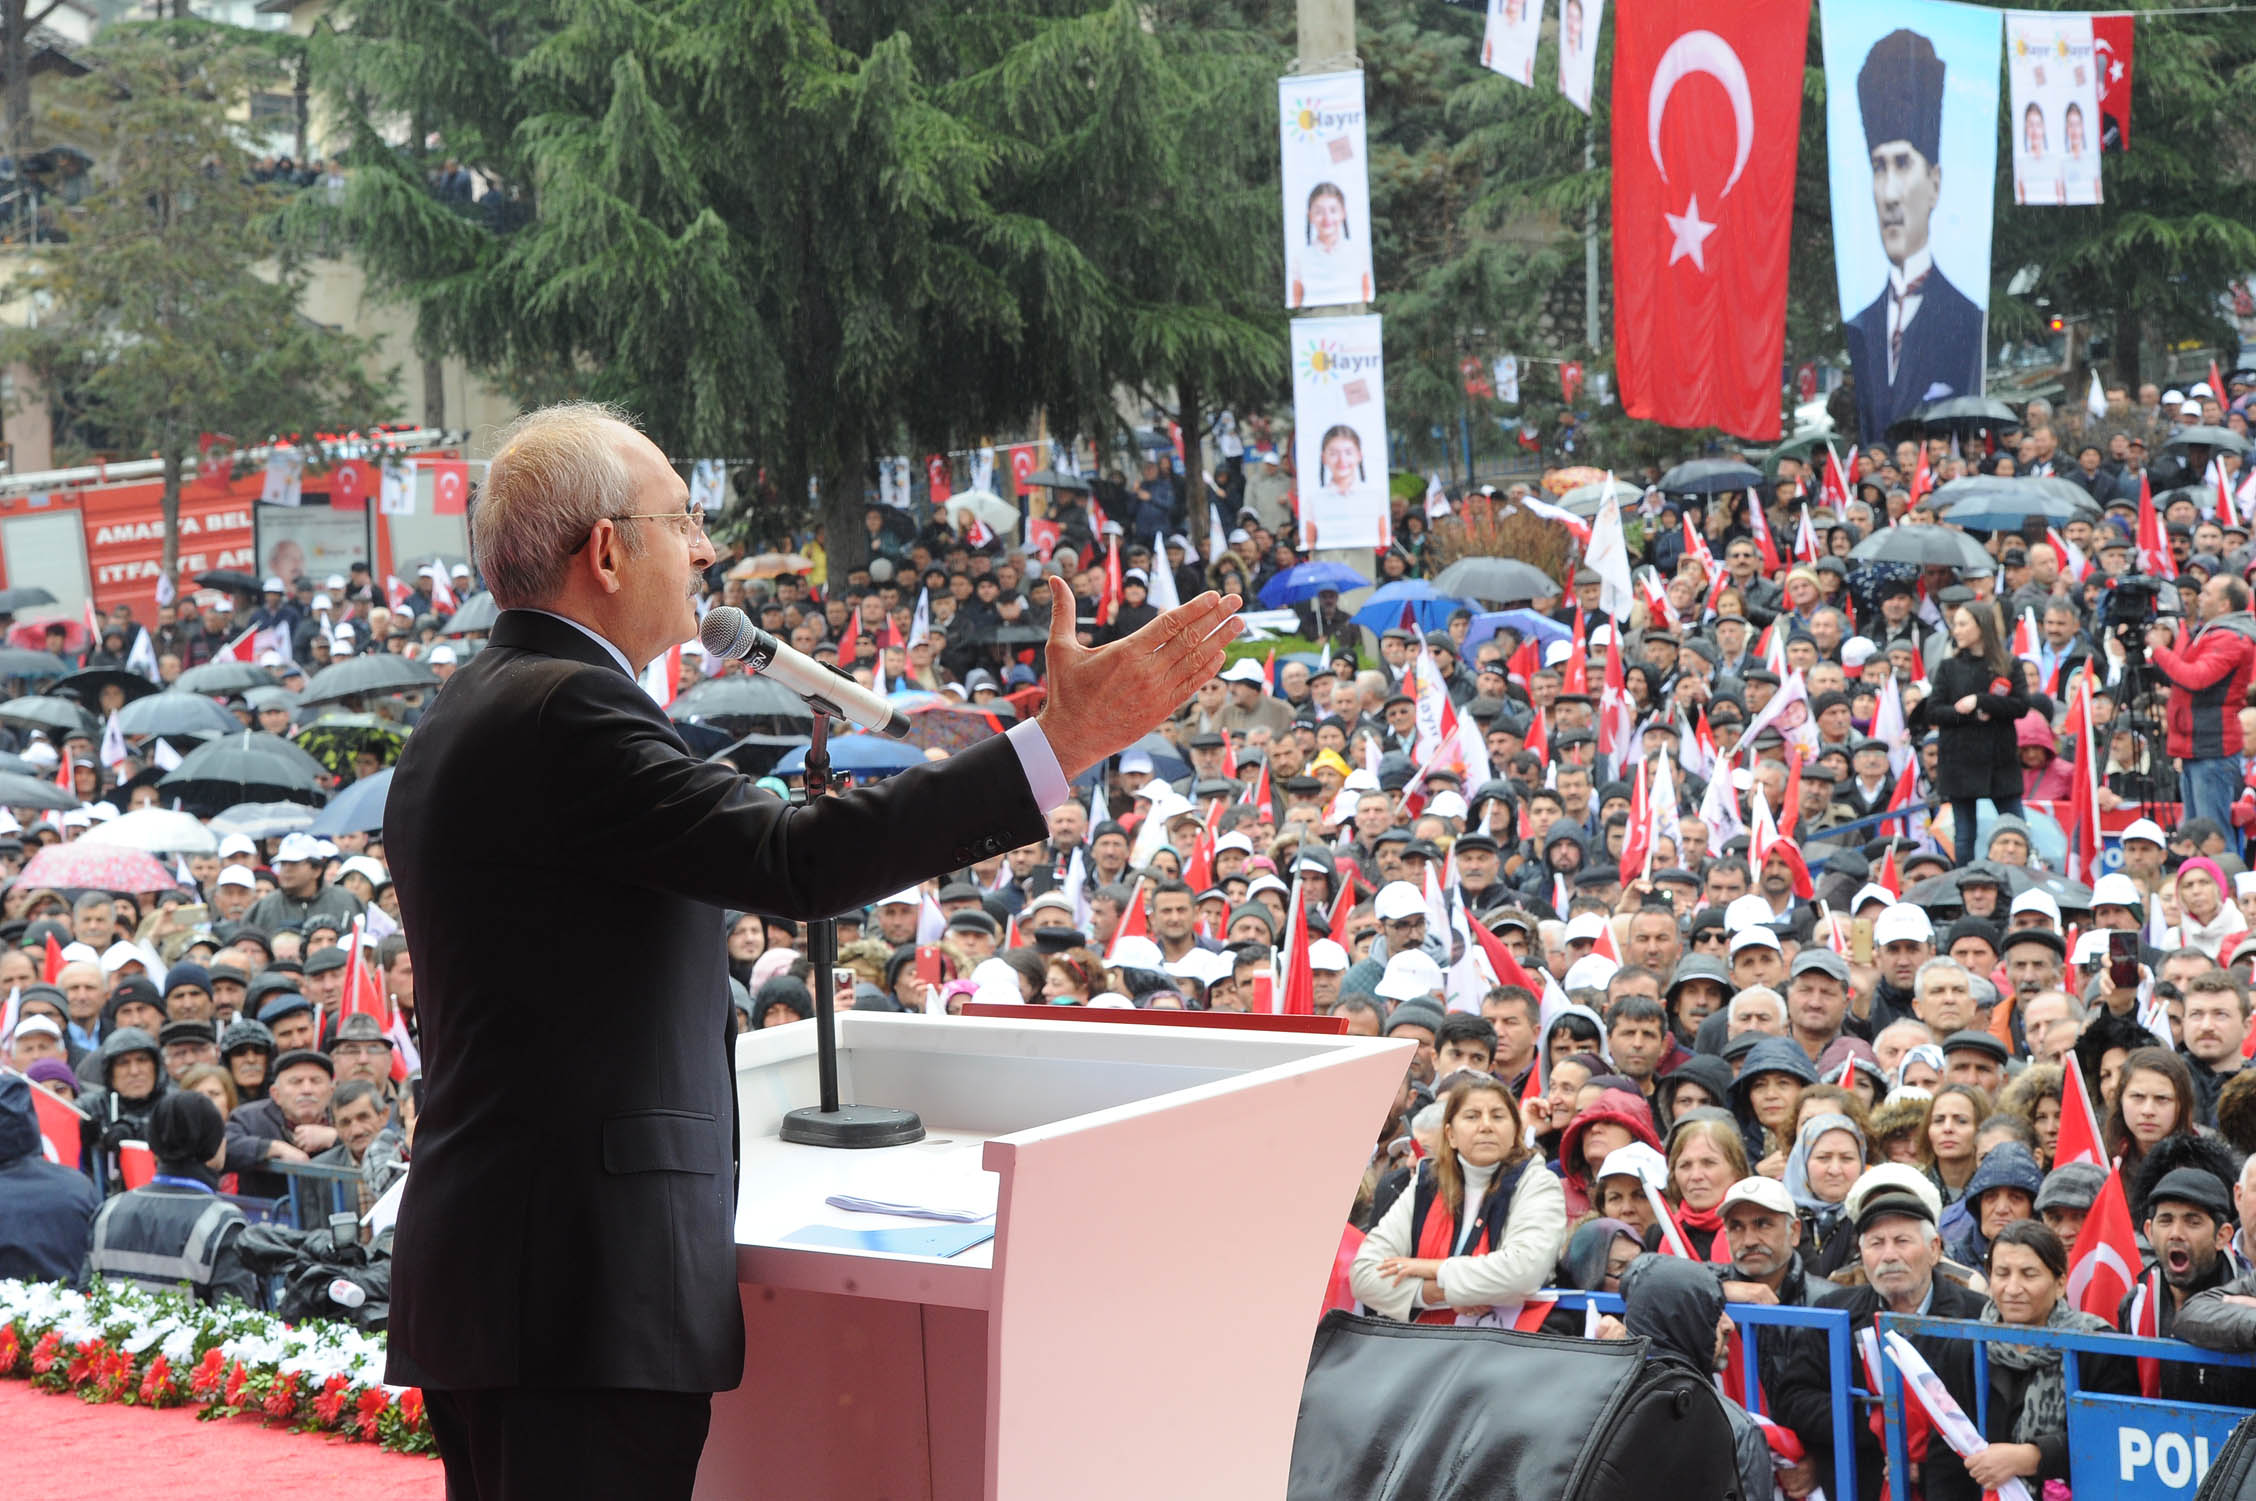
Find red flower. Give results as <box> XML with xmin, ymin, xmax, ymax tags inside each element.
<box><xmin>223</xmin><ymin>1360</ymin><xmax>248</xmax><ymax>1406</ymax></box>
<box><xmin>30</xmin><ymin>1331</ymin><xmax>62</xmax><ymax>1374</ymax></box>
<box><xmin>66</xmin><ymin>1337</ymin><xmax>104</xmax><ymax>1385</ymax></box>
<box><xmin>358</xmin><ymin>1387</ymin><xmax>392</xmax><ymax>1422</ymax></box>
<box><xmin>98</xmin><ymin>1350</ymin><xmax>135</xmax><ymax>1399</ymax></box>
<box><xmin>140</xmin><ymin>1355</ymin><xmax>172</xmax><ymax>1405</ymax></box>
<box><xmin>0</xmin><ymin>1325</ymin><xmax>19</xmax><ymax>1376</ymax></box>
<box><xmin>313</xmin><ymin>1372</ymin><xmax>352</xmax><ymax>1424</ymax></box>
<box><xmin>264</xmin><ymin>1369</ymin><xmax>300</xmax><ymax>1418</ymax></box>
<box><xmin>398</xmin><ymin>1387</ymin><xmax>425</xmax><ymax>1429</ymax></box>
<box><xmin>189</xmin><ymin>1347</ymin><xmax>227</xmax><ymax>1398</ymax></box>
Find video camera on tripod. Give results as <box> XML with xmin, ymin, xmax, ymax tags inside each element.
<box><xmin>2102</xmin><ymin>573</ymin><xmax>2182</xmax><ymax>641</ymax></box>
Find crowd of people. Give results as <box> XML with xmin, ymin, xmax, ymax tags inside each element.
<box><xmin>3</xmin><ymin>376</ymin><xmax>2256</xmax><ymax>1493</ymax></box>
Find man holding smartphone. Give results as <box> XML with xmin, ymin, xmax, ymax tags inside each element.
<box><xmin>2147</xmin><ymin>575</ymin><xmax>2256</xmax><ymax>844</ymax></box>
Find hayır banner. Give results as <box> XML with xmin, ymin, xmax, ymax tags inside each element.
<box><xmin>1290</xmin><ymin>314</ymin><xmax>1391</xmax><ymax>551</ymax></box>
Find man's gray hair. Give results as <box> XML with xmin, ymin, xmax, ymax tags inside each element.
<box><xmin>1729</xmin><ymin>986</ymin><xmax>1785</xmax><ymax>1023</ymax></box>
<box><xmin>1913</xmin><ymin>957</ymin><xmax>1972</xmax><ymax>999</ymax></box>
<box><xmin>473</xmin><ymin>402</ymin><xmax>642</xmax><ymax>608</ymax></box>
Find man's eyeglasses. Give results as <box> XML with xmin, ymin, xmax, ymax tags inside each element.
<box><xmin>571</xmin><ymin>503</ymin><xmax>708</xmax><ymax>557</ymax></box>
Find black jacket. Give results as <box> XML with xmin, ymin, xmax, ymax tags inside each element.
<box><xmin>0</xmin><ymin>1075</ymin><xmax>99</xmax><ymax>1281</ymax></box>
<box><xmin>1845</xmin><ymin>267</ymin><xmax>1986</xmax><ymax>443</ymax></box>
<box><xmin>382</xmin><ymin>609</ymin><xmax>1048</xmax><ymax>1394</ymax></box>
<box><xmin>1910</xmin><ymin>653</ymin><xmax>2029</xmax><ymax>803</ymax></box>
<box><xmin>1774</xmin><ymin>1272</ymin><xmax>1991</xmax><ymax>1501</ymax></box>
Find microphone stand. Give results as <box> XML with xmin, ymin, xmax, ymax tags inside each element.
<box><xmin>776</xmin><ymin>688</ymin><xmax>926</xmax><ymax>1149</ymax></box>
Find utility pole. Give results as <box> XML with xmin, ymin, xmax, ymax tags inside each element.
<box><xmin>1584</xmin><ymin>127</ymin><xmax>1600</xmax><ymax>349</ymax></box>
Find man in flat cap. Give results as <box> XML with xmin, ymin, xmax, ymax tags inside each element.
<box><xmin>1845</xmin><ymin>27</ymin><xmax>1985</xmax><ymax>443</ymax></box>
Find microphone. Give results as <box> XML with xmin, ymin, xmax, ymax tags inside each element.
<box><xmin>698</xmin><ymin>606</ymin><xmax>914</xmax><ymax>740</ymax></box>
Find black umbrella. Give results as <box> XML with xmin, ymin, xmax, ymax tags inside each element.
<box><xmin>0</xmin><ymin>647</ymin><xmax>72</xmax><ymax>680</ymax></box>
<box><xmin>296</xmin><ymin>653</ymin><xmax>439</xmax><ymax>707</ymax></box>
<box><xmin>1932</xmin><ymin>476</ymin><xmax>2099</xmax><ymax>530</ymax></box>
<box><xmin>173</xmin><ymin>660</ymin><xmax>278</xmax><ymax>695</ymax></box>
<box><xmin>950</xmin><ymin>620</ymin><xmax>1050</xmax><ymax>647</ymax></box>
<box><xmin>2159</xmin><ymin>424</ymin><xmax>2251</xmax><ymax>459</ymax></box>
<box><xmin>158</xmin><ymin>731</ymin><xmax>327</xmax><ymax>816</ymax></box>
<box><xmin>52</xmin><ymin>668</ymin><xmax>161</xmax><ymax>707</ymax></box>
<box><xmin>0</xmin><ymin>586</ymin><xmax>57</xmax><ymax>614</ymax></box>
<box><xmin>0</xmin><ymin>771</ymin><xmax>81</xmax><ymax>811</ymax></box>
<box><xmin>1429</xmin><ymin>557</ymin><xmax>1559</xmax><ymax>604</ymax></box>
<box><xmin>242</xmin><ymin>685</ymin><xmax>300</xmax><ymax>714</ymax></box>
<box><xmin>115</xmin><ymin>691</ymin><xmax>244</xmax><ymax>739</ymax></box>
<box><xmin>1022</xmin><ymin>469</ymin><xmax>1093</xmax><ymax>493</ymax></box>
<box><xmin>196</xmin><ymin>569</ymin><xmax>262</xmax><ymax>596</ymax></box>
<box><xmin>669</xmin><ymin>675</ymin><xmax>815</xmax><ymax>734</ymax></box>
<box><xmin>439</xmin><ymin>592</ymin><xmax>499</xmax><ymax>636</ymax></box>
<box><xmin>1887</xmin><ymin>396</ymin><xmax>2021</xmax><ymax>438</ymax></box>
<box><xmin>1847</xmin><ymin>524</ymin><xmax>1995</xmax><ymax>571</ymax></box>
<box><xmin>706</xmin><ymin>731</ymin><xmax>814</xmax><ymax>778</ymax></box>
<box><xmin>1656</xmin><ymin>458</ymin><xmax>1764</xmax><ymax>495</ymax></box>
<box><xmin>0</xmin><ymin>695</ymin><xmax>96</xmax><ymax>737</ymax></box>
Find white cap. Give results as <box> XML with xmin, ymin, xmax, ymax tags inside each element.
<box><xmin>1851</xmin><ymin>882</ymin><xmax>1896</xmax><ymax>913</ymax></box>
<box><xmin>429</xmin><ymin>645</ymin><xmax>457</xmax><ymax>666</ymax></box>
<box><xmin>2009</xmin><ymin>888</ymin><xmax>2063</xmax><ymax>926</ymax></box>
<box><xmin>1841</xmin><ymin>637</ymin><xmax>1878</xmax><ymax>668</ymax></box>
<box><xmin>1373</xmin><ymin>881</ymin><xmax>1427</xmax><ymax>921</ymax></box>
<box><xmin>338</xmin><ymin>855</ymin><xmax>388</xmax><ymax>886</ymax></box>
<box><xmin>1427</xmin><ymin>790</ymin><xmax>1468</xmax><ymax>820</ymax></box>
<box><xmin>1730</xmin><ymin>925</ymin><xmax>1784</xmax><ymax>955</ymax></box>
<box><xmin>875</xmin><ymin>888</ymin><xmax>920</xmax><ymax>909</ymax></box>
<box><xmin>1873</xmin><ymin>904</ymin><xmax>1934</xmax><ymax>946</ymax></box>
<box><xmin>2071</xmin><ymin>929</ymin><xmax>2110</xmax><ymax>966</ymax></box>
<box><xmin>1563</xmin><ymin>954</ymin><xmax>1620</xmax><ymax>992</ymax></box>
<box><xmin>1164</xmin><ymin>949</ymin><xmax>1235</xmax><ymax>986</ymax></box>
<box><xmin>1213</xmin><ymin>831</ymin><xmax>1254</xmax><ymax>857</ymax></box>
<box><xmin>60</xmin><ymin>941</ymin><xmax>98</xmax><ymax>966</ymax></box>
<box><xmin>1108</xmin><ymin>936</ymin><xmax>1163</xmax><ymax>970</ymax></box>
<box><xmin>2237</xmin><ymin>872</ymin><xmax>2256</xmax><ymax>899</ymax></box>
<box><xmin>1375</xmin><ymin>949</ymin><xmax>1445</xmax><ymax>1001</ymax></box>
<box><xmin>216</xmin><ymin>866</ymin><xmax>256</xmax><ymax>890</ymax></box>
<box><xmin>12</xmin><ymin>1013</ymin><xmax>63</xmax><ymax>1041</ymax></box>
<box><xmin>21</xmin><ymin>742</ymin><xmax>55</xmax><ymax>768</ymax></box>
<box><xmin>210</xmin><ymin>598</ymin><xmax>233</xmax><ymax>613</ymax></box>
<box><xmin>2193</xmin><ymin>381</ymin><xmax>2216</xmax><ymax>399</ymax></box>
<box><xmin>2091</xmin><ymin>872</ymin><xmax>2144</xmax><ymax>909</ymax></box>
<box><xmin>451</xmin><ymin>563</ymin><xmax>471</xmax><ymax>578</ymax></box>
<box><xmin>218</xmin><ymin>834</ymin><xmax>257</xmax><ymax>859</ymax></box>
<box><xmin>1308</xmin><ymin>938</ymin><xmax>1348</xmax><ymax>972</ymax></box>
<box><xmin>1725</xmin><ymin>893</ymin><xmax>1779</xmax><ymax>932</ymax></box>
<box><xmin>258</xmin><ymin>649</ymin><xmax>283</xmax><ymax>668</ymax></box>
<box><xmin>1119</xmin><ymin>749</ymin><xmax>1153</xmax><ymax>776</ymax></box>
<box><xmin>1220</xmin><ymin>658</ymin><xmax>1267</xmax><ymax>685</ymax></box>
<box><xmin>2182</xmin><ymin>399</ymin><xmax>2204</xmax><ymax>417</ymax></box>
<box><xmin>60</xmin><ymin>808</ymin><xmax>91</xmax><ymax>829</ymax></box>
<box><xmin>101</xmin><ymin>940</ymin><xmax>156</xmax><ymax>975</ymax></box>
<box><xmin>1227</xmin><ymin>527</ymin><xmax>1252</xmax><ymax>545</ymax></box>
<box><xmin>1595</xmin><ymin>1141</ymin><xmax>1669</xmax><ymax>1191</ymax></box>
<box><xmin>332</xmin><ymin>634</ymin><xmax>357</xmax><ymax>657</ymax></box>
<box><xmin>1720</xmin><ymin>1175</ymin><xmax>1797</xmax><ymax>1216</ymax></box>
<box><xmin>1245</xmin><ymin>874</ymin><xmax>1289</xmax><ymax>901</ymax></box>
<box><xmin>274</xmin><ymin>832</ymin><xmax>325</xmax><ymax>864</ymax></box>
<box><xmin>1564</xmin><ymin>912</ymin><xmax>1608</xmax><ymax>944</ymax></box>
<box><xmin>2164</xmin><ymin>389</ymin><xmax>2185</xmax><ymax>405</ymax></box>
<box><xmin>327</xmin><ymin>573</ymin><xmax>348</xmax><ymax>590</ymax></box>
<box><xmin>262</xmin><ymin>576</ymin><xmax>286</xmax><ymax>592</ymax></box>
<box><xmin>88</xmin><ymin>801</ymin><xmax>118</xmax><ymax>823</ymax></box>
<box><xmin>2122</xmin><ymin>817</ymin><xmax>2167</xmax><ymax>847</ymax></box>
<box><xmin>312</xmin><ymin>593</ymin><xmax>333</xmax><ymax>611</ymax></box>
<box><xmin>418</xmin><ymin>564</ymin><xmax>440</xmax><ymax>578</ymax></box>
<box><xmin>1544</xmin><ymin>640</ymin><xmax>1574</xmax><ymax>667</ymax></box>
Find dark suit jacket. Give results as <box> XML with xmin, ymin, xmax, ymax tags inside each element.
<box><xmin>1845</xmin><ymin>265</ymin><xmax>1986</xmax><ymax>443</ymax></box>
<box><xmin>382</xmin><ymin>609</ymin><xmax>1049</xmax><ymax>1393</ymax></box>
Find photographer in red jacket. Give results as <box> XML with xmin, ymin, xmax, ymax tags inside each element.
<box><xmin>2147</xmin><ymin>574</ymin><xmax>2256</xmax><ymax>844</ymax></box>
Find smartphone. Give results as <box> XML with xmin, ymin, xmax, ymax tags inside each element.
<box><xmin>1850</xmin><ymin>917</ymin><xmax>1874</xmax><ymax>968</ymax></box>
<box><xmin>914</xmin><ymin>945</ymin><xmax>945</xmax><ymax>987</ymax></box>
<box><xmin>832</xmin><ymin>967</ymin><xmax>857</xmax><ymax>1001</ymax></box>
<box><xmin>168</xmin><ymin>904</ymin><xmax>209</xmax><ymax>926</ymax></box>
<box><xmin>2108</xmin><ymin>930</ymin><xmax>2140</xmax><ymax>989</ymax></box>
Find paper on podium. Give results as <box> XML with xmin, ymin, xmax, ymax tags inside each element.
<box><xmin>783</xmin><ymin>1222</ymin><xmax>996</xmax><ymax>1258</ymax></box>
<box><xmin>825</xmin><ymin>1152</ymin><xmax>998</xmax><ymax>1222</ymax></box>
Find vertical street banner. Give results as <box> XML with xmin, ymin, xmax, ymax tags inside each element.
<box><xmin>1610</xmin><ymin>0</ymin><xmax>1812</xmax><ymax>439</ymax></box>
<box><xmin>2092</xmin><ymin>14</ymin><xmax>2134</xmax><ymax>152</ymax></box>
<box><xmin>1558</xmin><ymin>0</ymin><xmax>1607</xmax><ymax>113</ymax></box>
<box><xmin>1278</xmin><ymin>72</ymin><xmax>1374</xmax><ymax>310</ymax></box>
<box><xmin>1290</xmin><ymin>314</ymin><xmax>1391</xmax><ymax>551</ymax></box>
<box><xmin>2006</xmin><ymin>11</ymin><xmax>2103</xmax><ymax>205</ymax></box>
<box><xmin>1822</xmin><ymin>0</ymin><xmax>2000</xmax><ymax>446</ymax></box>
<box><xmin>1482</xmin><ymin>0</ymin><xmax>1545</xmax><ymax>87</ymax></box>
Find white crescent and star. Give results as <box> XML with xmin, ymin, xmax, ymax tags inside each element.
<box><xmin>1646</xmin><ymin>29</ymin><xmax>1754</xmax><ymax>273</ymax></box>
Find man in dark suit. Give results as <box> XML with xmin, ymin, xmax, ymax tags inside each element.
<box><xmin>1845</xmin><ymin>28</ymin><xmax>1986</xmax><ymax>446</ymax></box>
<box><xmin>383</xmin><ymin>402</ymin><xmax>1239</xmax><ymax>1499</ymax></box>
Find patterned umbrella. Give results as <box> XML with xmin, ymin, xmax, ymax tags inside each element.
<box><xmin>20</xmin><ymin>841</ymin><xmax>178</xmax><ymax>893</ymax></box>
<box><xmin>896</xmin><ymin>701</ymin><xmax>1005</xmax><ymax>754</ymax></box>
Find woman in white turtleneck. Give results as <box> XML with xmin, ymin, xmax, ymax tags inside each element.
<box><xmin>1351</xmin><ymin>1079</ymin><xmax>1568</xmax><ymax>1322</ymax></box>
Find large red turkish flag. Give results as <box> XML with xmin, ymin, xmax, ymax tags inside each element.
<box><xmin>1611</xmin><ymin>0</ymin><xmax>1810</xmax><ymax>439</ymax></box>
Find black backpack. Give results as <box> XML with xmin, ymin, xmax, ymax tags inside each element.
<box><xmin>1289</xmin><ymin>1310</ymin><xmax>1746</xmax><ymax>1501</ymax></box>
<box><xmin>2199</xmin><ymin>1413</ymin><xmax>2256</xmax><ymax>1501</ymax></box>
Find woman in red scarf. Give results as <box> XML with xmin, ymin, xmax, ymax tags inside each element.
<box><xmin>1665</xmin><ymin>1116</ymin><xmax>1750</xmax><ymax>1260</ymax></box>
<box><xmin>1350</xmin><ymin>1079</ymin><xmax>1568</xmax><ymax>1322</ymax></box>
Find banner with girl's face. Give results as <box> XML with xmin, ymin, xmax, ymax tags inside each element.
<box><xmin>1290</xmin><ymin>314</ymin><xmax>1392</xmax><ymax>550</ymax></box>
<box><xmin>1278</xmin><ymin>71</ymin><xmax>1374</xmax><ymax>310</ymax></box>
<box><xmin>1482</xmin><ymin>0</ymin><xmax>1545</xmax><ymax>87</ymax></box>
<box><xmin>1557</xmin><ymin>0</ymin><xmax>1605</xmax><ymax>112</ymax></box>
<box><xmin>2006</xmin><ymin>11</ymin><xmax>2103</xmax><ymax>206</ymax></box>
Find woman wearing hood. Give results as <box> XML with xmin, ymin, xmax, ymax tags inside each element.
<box><xmin>1729</xmin><ymin>1036</ymin><xmax>1817</xmax><ymax>1179</ymax></box>
<box><xmin>1945</xmin><ymin>1140</ymin><xmax>2045</xmax><ymax>1267</ymax></box>
<box><xmin>75</xmin><ymin>1025</ymin><xmax>170</xmax><ymax>1187</ymax></box>
<box><xmin>1654</xmin><ymin>1052</ymin><xmax>1732</xmax><ymax>1136</ymax></box>
<box><xmin>1555</xmin><ymin>1087</ymin><xmax>1663</xmax><ymax>1219</ymax></box>
<box><xmin>1784</xmin><ymin>1111</ymin><xmax>1868</xmax><ymax>1278</ymax></box>
<box><xmin>2015</xmin><ymin>712</ymin><xmax>2075</xmax><ymax>802</ymax></box>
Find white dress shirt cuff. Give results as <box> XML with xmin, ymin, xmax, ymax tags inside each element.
<box><xmin>1005</xmin><ymin>718</ymin><xmax>1072</xmax><ymax>812</ymax></box>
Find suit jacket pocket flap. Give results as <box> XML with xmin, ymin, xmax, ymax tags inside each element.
<box><xmin>602</xmin><ymin>1110</ymin><xmax>725</xmax><ymax>1174</ymax></box>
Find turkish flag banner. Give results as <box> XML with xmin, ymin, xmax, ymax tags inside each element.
<box><xmin>426</xmin><ymin>458</ymin><xmax>470</xmax><ymax>516</ymax></box>
<box><xmin>2092</xmin><ymin>14</ymin><xmax>2133</xmax><ymax>152</ymax></box>
<box><xmin>1007</xmin><ymin>444</ymin><xmax>1039</xmax><ymax>490</ymax></box>
<box><xmin>1611</xmin><ymin>0</ymin><xmax>1811</xmax><ymax>438</ymax></box>
<box><xmin>329</xmin><ymin>459</ymin><xmax>376</xmax><ymax>512</ymax></box>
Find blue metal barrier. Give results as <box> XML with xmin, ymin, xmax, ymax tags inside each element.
<box><xmin>266</xmin><ymin>1158</ymin><xmax>364</xmax><ymax>1230</ymax></box>
<box><xmin>1877</xmin><ymin>1314</ymin><xmax>2256</xmax><ymax>1500</ymax></box>
<box><xmin>1544</xmin><ymin>1289</ymin><xmax>1860</xmax><ymax>1501</ymax></box>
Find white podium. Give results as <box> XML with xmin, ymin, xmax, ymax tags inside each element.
<box><xmin>694</xmin><ymin>1009</ymin><xmax>1408</xmax><ymax>1501</ymax></box>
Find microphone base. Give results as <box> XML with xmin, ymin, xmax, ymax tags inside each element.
<box><xmin>779</xmin><ymin>1103</ymin><xmax>927</xmax><ymax>1150</ymax></box>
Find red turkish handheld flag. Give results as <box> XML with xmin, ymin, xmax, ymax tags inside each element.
<box><xmin>1611</xmin><ymin>0</ymin><xmax>1810</xmax><ymax>439</ymax></box>
<box><xmin>30</xmin><ymin>1079</ymin><xmax>83</xmax><ymax>1169</ymax></box>
<box><xmin>330</xmin><ymin>459</ymin><xmax>375</xmax><ymax>512</ymax></box>
<box><xmin>1008</xmin><ymin>444</ymin><xmax>1039</xmax><ymax>490</ymax></box>
<box><xmin>2066</xmin><ymin>1166</ymin><xmax>2142</xmax><ymax>1322</ymax></box>
<box><xmin>426</xmin><ymin>458</ymin><xmax>469</xmax><ymax>516</ymax></box>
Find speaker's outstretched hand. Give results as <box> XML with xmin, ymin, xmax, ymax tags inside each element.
<box><xmin>1034</xmin><ymin>575</ymin><xmax>1242</xmax><ymax>781</ymax></box>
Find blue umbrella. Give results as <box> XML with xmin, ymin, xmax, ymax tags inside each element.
<box><xmin>1459</xmin><ymin>608</ymin><xmax>1572</xmax><ymax>656</ymax></box>
<box><xmin>1257</xmin><ymin>560</ymin><xmax>1369</xmax><ymax>609</ymax></box>
<box><xmin>1350</xmin><ymin>580</ymin><xmax>1474</xmax><ymax>636</ymax></box>
<box><xmin>771</xmin><ymin>735</ymin><xmax>929</xmax><ymax>777</ymax></box>
<box><xmin>308</xmin><ymin>766</ymin><xmax>394</xmax><ymax>836</ymax></box>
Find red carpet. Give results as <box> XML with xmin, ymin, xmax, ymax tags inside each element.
<box><xmin>0</xmin><ymin>1377</ymin><xmax>443</xmax><ymax>1499</ymax></box>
